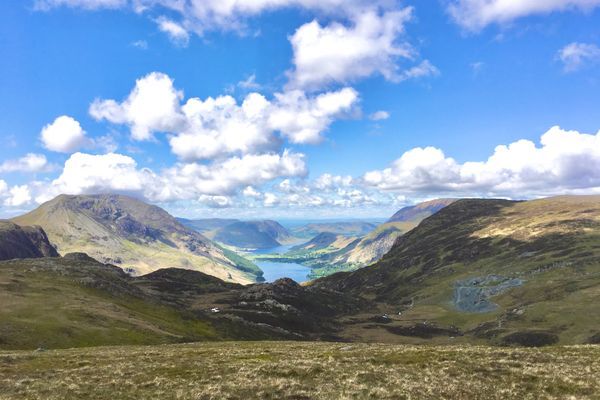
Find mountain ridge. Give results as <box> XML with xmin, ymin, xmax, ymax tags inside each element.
<box><xmin>11</xmin><ymin>194</ymin><xmax>261</xmax><ymax>283</ymax></box>
<box><xmin>212</xmin><ymin>220</ymin><xmax>292</xmax><ymax>249</ymax></box>
<box><xmin>314</xmin><ymin>195</ymin><xmax>600</xmax><ymax>345</ymax></box>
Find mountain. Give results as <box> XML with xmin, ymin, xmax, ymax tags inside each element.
<box><xmin>212</xmin><ymin>220</ymin><xmax>292</xmax><ymax>249</ymax></box>
<box><xmin>0</xmin><ymin>220</ymin><xmax>59</xmax><ymax>260</ymax></box>
<box><xmin>2</xmin><ymin>196</ymin><xmax>599</xmax><ymax>349</ymax></box>
<box><xmin>177</xmin><ymin>218</ymin><xmax>239</xmax><ymax>235</ymax></box>
<box><xmin>290</xmin><ymin>221</ymin><xmax>378</xmax><ymax>239</ymax></box>
<box><xmin>387</xmin><ymin>199</ymin><xmax>457</xmax><ymax>223</ymax></box>
<box><xmin>316</xmin><ymin>196</ymin><xmax>600</xmax><ymax>346</ymax></box>
<box><xmin>11</xmin><ymin>194</ymin><xmax>261</xmax><ymax>283</ymax></box>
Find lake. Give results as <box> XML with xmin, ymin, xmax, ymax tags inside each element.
<box><xmin>254</xmin><ymin>259</ymin><xmax>312</xmax><ymax>283</ymax></box>
<box><xmin>250</xmin><ymin>242</ymin><xmax>311</xmax><ymax>283</ymax></box>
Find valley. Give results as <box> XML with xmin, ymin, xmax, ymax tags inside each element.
<box><xmin>2</xmin><ymin>194</ymin><xmax>600</xmax><ymax>349</ymax></box>
<box><xmin>5</xmin><ymin>3</ymin><xmax>600</xmax><ymax>398</ymax></box>
<box><xmin>1</xmin><ymin>194</ymin><xmax>600</xmax><ymax>398</ymax></box>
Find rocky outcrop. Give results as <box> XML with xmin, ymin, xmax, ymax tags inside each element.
<box><xmin>0</xmin><ymin>220</ymin><xmax>59</xmax><ymax>260</ymax></box>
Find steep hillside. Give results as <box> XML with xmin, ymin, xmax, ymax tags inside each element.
<box><xmin>290</xmin><ymin>221</ymin><xmax>378</xmax><ymax>239</ymax></box>
<box><xmin>316</xmin><ymin>196</ymin><xmax>600</xmax><ymax>346</ymax></box>
<box><xmin>213</xmin><ymin>220</ymin><xmax>292</xmax><ymax>249</ymax></box>
<box><xmin>177</xmin><ymin>218</ymin><xmax>239</xmax><ymax>235</ymax></box>
<box><xmin>388</xmin><ymin>199</ymin><xmax>457</xmax><ymax>223</ymax></box>
<box><xmin>0</xmin><ymin>220</ymin><xmax>59</xmax><ymax>260</ymax></box>
<box><xmin>12</xmin><ymin>194</ymin><xmax>260</xmax><ymax>283</ymax></box>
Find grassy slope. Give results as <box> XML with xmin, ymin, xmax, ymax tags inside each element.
<box><xmin>0</xmin><ymin>256</ymin><xmax>220</xmax><ymax>350</ymax></box>
<box><xmin>0</xmin><ymin>342</ymin><xmax>598</xmax><ymax>399</ymax></box>
<box><xmin>319</xmin><ymin>196</ymin><xmax>600</xmax><ymax>345</ymax></box>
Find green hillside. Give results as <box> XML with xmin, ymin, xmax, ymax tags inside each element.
<box><xmin>317</xmin><ymin>196</ymin><xmax>600</xmax><ymax>346</ymax></box>
<box><xmin>0</xmin><ymin>254</ymin><xmax>219</xmax><ymax>350</ymax></box>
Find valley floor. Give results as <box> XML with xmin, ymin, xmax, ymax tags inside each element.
<box><xmin>0</xmin><ymin>342</ymin><xmax>598</xmax><ymax>399</ymax></box>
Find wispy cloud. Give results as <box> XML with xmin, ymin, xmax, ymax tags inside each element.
<box><xmin>557</xmin><ymin>42</ymin><xmax>600</xmax><ymax>72</ymax></box>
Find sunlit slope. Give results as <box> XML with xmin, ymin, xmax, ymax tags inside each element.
<box><xmin>0</xmin><ymin>254</ymin><xmax>220</xmax><ymax>349</ymax></box>
<box><xmin>12</xmin><ymin>194</ymin><xmax>259</xmax><ymax>283</ymax></box>
<box><xmin>1</xmin><ymin>342</ymin><xmax>598</xmax><ymax>400</ymax></box>
<box><xmin>318</xmin><ymin>196</ymin><xmax>600</xmax><ymax>345</ymax></box>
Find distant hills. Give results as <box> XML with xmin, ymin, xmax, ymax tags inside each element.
<box><xmin>11</xmin><ymin>194</ymin><xmax>261</xmax><ymax>283</ymax></box>
<box><xmin>290</xmin><ymin>221</ymin><xmax>378</xmax><ymax>239</ymax></box>
<box><xmin>181</xmin><ymin>218</ymin><xmax>293</xmax><ymax>250</ymax></box>
<box><xmin>276</xmin><ymin>199</ymin><xmax>456</xmax><ymax>277</ymax></box>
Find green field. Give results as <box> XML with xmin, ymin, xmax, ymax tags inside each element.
<box><xmin>1</xmin><ymin>342</ymin><xmax>598</xmax><ymax>399</ymax></box>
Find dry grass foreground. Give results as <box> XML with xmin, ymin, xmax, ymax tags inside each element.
<box><xmin>1</xmin><ymin>342</ymin><xmax>599</xmax><ymax>399</ymax></box>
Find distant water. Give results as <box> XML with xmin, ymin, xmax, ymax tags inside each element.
<box><xmin>250</xmin><ymin>243</ymin><xmax>311</xmax><ymax>283</ymax></box>
<box><xmin>254</xmin><ymin>260</ymin><xmax>311</xmax><ymax>283</ymax></box>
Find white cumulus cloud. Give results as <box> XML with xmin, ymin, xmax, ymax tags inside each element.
<box><xmin>287</xmin><ymin>10</ymin><xmax>437</xmax><ymax>89</ymax></box>
<box><xmin>90</xmin><ymin>72</ymin><xmax>185</xmax><ymax>141</ymax></box>
<box><xmin>40</xmin><ymin>115</ymin><xmax>88</xmax><ymax>153</ymax></box>
<box><xmin>4</xmin><ymin>186</ymin><xmax>33</xmax><ymax>207</ymax></box>
<box><xmin>364</xmin><ymin>126</ymin><xmax>600</xmax><ymax>197</ymax></box>
<box><xmin>269</xmin><ymin>88</ymin><xmax>359</xmax><ymax>144</ymax></box>
<box><xmin>243</xmin><ymin>186</ymin><xmax>262</xmax><ymax>198</ymax></box>
<box><xmin>35</xmin><ymin>0</ymin><xmax>392</xmax><ymax>37</ymax></box>
<box><xmin>170</xmin><ymin>93</ymin><xmax>277</xmax><ymax>161</ymax></box>
<box><xmin>155</xmin><ymin>150</ymin><xmax>307</xmax><ymax>200</ymax></box>
<box><xmin>32</xmin><ymin>150</ymin><xmax>307</xmax><ymax>206</ymax></box>
<box><xmin>92</xmin><ymin>72</ymin><xmax>359</xmax><ymax>159</ymax></box>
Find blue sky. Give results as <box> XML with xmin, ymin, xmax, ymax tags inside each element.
<box><xmin>1</xmin><ymin>0</ymin><xmax>600</xmax><ymax>219</ymax></box>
